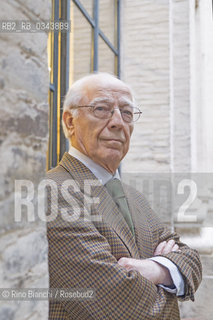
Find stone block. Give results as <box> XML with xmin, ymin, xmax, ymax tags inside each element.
<box><xmin>0</xmin><ymin>228</ymin><xmax>48</xmax><ymax>286</ymax></box>
<box><xmin>179</xmin><ymin>278</ymin><xmax>213</xmax><ymax>320</ymax></box>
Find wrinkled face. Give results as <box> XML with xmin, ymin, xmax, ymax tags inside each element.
<box><xmin>64</xmin><ymin>78</ymin><xmax>134</xmax><ymax>173</ymax></box>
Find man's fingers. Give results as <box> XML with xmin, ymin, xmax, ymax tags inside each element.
<box><xmin>117</xmin><ymin>257</ymin><xmax>128</xmax><ymax>266</ymax></box>
<box><xmin>118</xmin><ymin>257</ymin><xmax>133</xmax><ymax>268</ymax></box>
<box><xmin>154</xmin><ymin>240</ymin><xmax>180</xmax><ymax>255</ymax></box>
<box><xmin>154</xmin><ymin>241</ymin><xmax>167</xmax><ymax>255</ymax></box>
<box><xmin>171</xmin><ymin>244</ymin><xmax>179</xmax><ymax>252</ymax></box>
<box><xmin>118</xmin><ymin>257</ymin><xmax>138</xmax><ymax>271</ymax></box>
<box><xmin>161</xmin><ymin>240</ymin><xmax>176</xmax><ymax>254</ymax></box>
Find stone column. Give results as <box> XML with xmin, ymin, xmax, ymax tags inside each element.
<box><xmin>0</xmin><ymin>1</ymin><xmax>50</xmax><ymax>319</ymax></box>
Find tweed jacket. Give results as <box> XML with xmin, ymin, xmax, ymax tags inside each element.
<box><xmin>46</xmin><ymin>152</ymin><xmax>202</xmax><ymax>320</ymax></box>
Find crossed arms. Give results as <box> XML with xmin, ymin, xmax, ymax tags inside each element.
<box><xmin>46</xmin><ymin>170</ymin><xmax>202</xmax><ymax>319</ymax></box>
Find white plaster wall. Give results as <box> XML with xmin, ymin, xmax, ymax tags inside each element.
<box><xmin>191</xmin><ymin>0</ymin><xmax>213</xmax><ymax>172</ymax></box>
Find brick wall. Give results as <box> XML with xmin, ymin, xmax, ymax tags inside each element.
<box><xmin>122</xmin><ymin>0</ymin><xmax>171</xmax><ymax>173</ymax></box>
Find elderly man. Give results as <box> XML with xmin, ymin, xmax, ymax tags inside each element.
<box><xmin>46</xmin><ymin>73</ymin><xmax>202</xmax><ymax>319</ymax></box>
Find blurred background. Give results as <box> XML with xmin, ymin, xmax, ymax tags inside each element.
<box><xmin>0</xmin><ymin>0</ymin><xmax>213</xmax><ymax>319</ymax></box>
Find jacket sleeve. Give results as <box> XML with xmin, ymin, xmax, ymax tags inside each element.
<box><xmin>143</xmin><ymin>195</ymin><xmax>202</xmax><ymax>302</ymax></box>
<box><xmin>46</xmin><ymin>176</ymin><xmax>179</xmax><ymax>320</ymax></box>
<box><xmin>155</xmin><ymin>226</ymin><xmax>202</xmax><ymax>302</ymax></box>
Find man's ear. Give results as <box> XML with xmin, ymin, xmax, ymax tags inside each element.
<box><xmin>63</xmin><ymin>111</ymin><xmax>75</xmax><ymax>136</ymax></box>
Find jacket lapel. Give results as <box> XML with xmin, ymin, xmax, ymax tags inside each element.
<box><xmin>59</xmin><ymin>153</ymin><xmax>140</xmax><ymax>258</ymax></box>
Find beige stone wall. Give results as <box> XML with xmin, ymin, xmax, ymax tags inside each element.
<box><xmin>121</xmin><ymin>0</ymin><xmax>213</xmax><ymax>319</ymax></box>
<box><xmin>121</xmin><ymin>0</ymin><xmax>171</xmax><ymax>173</ymax></box>
<box><xmin>0</xmin><ymin>0</ymin><xmax>50</xmax><ymax>319</ymax></box>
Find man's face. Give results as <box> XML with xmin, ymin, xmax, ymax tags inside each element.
<box><xmin>66</xmin><ymin>78</ymin><xmax>134</xmax><ymax>173</ymax></box>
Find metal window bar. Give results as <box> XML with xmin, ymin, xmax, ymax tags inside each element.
<box><xmin>48</xmin><ymin>0</ymin><xmax>59</xmax><ymax>169</ymax></box>
<box><xmin>116</xmin><ymin>0</ymin><xmax>121</xmax><ymax>77</ymax></box>
<box><xmin>48</xmin><ymin>0</ymin><xmax>70</xmax><ymax>169</ymax></box>
<box><xmin>93</xmin><ymin>0</ymin><xmax>99</xmax><ymax>71</ymax></box>
<box><xmin>60</xmin><ymin>0</ymin><xmax>70</xmax><ymax>158</ymax></box>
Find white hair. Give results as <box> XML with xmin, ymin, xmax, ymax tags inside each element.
<box><xmin>62</xmin><ymin>72</ymin><xmax>135</xmax><ymax>139</ymax></box>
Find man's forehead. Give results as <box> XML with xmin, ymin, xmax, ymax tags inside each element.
<box><xmin>89</xmin><ymin>95</ymin><xmax>133</xmax><ymax>106</ymax></box>
<box><xmin>85</xmin><ymin>82</ymin><xmax>133</xmax><ymax>102</ymax></box>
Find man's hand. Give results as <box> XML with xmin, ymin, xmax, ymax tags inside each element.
<box><xmin>118</xmin><ymin>257</ymin><xmax>173</xmax><ymax>285</ymax></box>
<box><xmin>154</xmin><ymin>239</ymin><xmax>179</xmax><ymax>255</ymax></box>
<box><xmin>118</xmin><ymin>240</ymin><xmax>180</xmax><ymax>286</ymax></box>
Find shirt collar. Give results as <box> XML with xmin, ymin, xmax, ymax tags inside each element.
<box><xmin>68</xmin><ymin>146</ymin><xmax>120</xmax><ymax>185</ymax></box>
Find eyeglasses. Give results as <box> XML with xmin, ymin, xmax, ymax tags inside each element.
<box><xmin>70</xmin><ymin>104</ymin><xmax>142</xmax><ymax>123</ymax></box>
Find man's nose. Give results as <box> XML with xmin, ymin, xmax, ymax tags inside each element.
<box><xmin>108</xmin><ymin>108</ymin><xmax>124</xmax><ymax>127</ymax></box>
